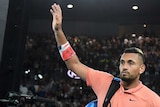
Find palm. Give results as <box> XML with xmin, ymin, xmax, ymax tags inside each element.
<box><xmin>51</xmin><ymin>4</ymin><xmax>62</xmax><ymax>31</ymax></box>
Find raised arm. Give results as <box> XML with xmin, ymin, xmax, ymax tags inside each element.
<box><xmin>50</xmin><ymin>3</ymin><xmax>88</xmax><ymax>80</ymax></box>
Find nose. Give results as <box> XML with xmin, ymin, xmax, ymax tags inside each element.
<box><xmin>120</xmin><ymin>63</ymin><xmax>128</xmax><ymax>71</ymax></box>
<box><xmin>122</xmin><ymin>67</ymin><xmax>128</xmax><ymax>71</ymax></box>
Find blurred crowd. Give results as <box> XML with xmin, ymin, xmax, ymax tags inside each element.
<box><xmin>20</xmin><ymin>32</ymin><xmax>160</xmax><ymax>107</ymax></box>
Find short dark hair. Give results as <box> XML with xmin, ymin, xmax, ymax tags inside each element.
<box><xmin>123</xmin><ymin>47</ymin><xmax>145</xmax><ymax>63</ymax></box>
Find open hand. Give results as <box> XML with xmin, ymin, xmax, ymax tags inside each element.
<box><xmin>50</xmin><ymin>3</ymin><xmax>62</xmax><ymax>31</ymax></box>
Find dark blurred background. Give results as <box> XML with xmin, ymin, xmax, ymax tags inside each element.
<box><xmin>0</xmin><ymin>0</ymin><xmax>160</xmax><ymax>106</ymax></box>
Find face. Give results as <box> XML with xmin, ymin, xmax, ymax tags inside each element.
<box><xmin>119</xmin><ymin>53</ymin><xmax>145</xmax><ymax>82</ymax></box>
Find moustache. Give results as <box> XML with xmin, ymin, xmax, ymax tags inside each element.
<box><xmin>121</xmin><ymin>70</ymin><xmax>129</xmax><ymax>74</ymax></box>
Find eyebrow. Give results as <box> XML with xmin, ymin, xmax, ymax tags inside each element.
<box><xmin>128</xmin><ymin>59</ymin><xmax>135</xmax><ymax>63</ymax></box>
<box><xmin>120</xmin><ymin>59</ymin><xmax>135</xmax><ymax>63</ymax></box>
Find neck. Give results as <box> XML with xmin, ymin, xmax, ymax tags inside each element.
<box><xmin>122</xmin><ymin>79</ymin><xmax>140</xmax><ymax>90</ymax></box>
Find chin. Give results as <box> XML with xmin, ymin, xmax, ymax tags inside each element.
<box><xmin>120</xmin><ymin>76</ymin><xmax>131</xmax><ymax>81</ymax></box>
<box><xmin>121</xmin><ymin>77</ymin><xmax>129</xmax><ymax>82</ymax></box>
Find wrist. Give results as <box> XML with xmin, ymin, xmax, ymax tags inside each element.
<box><xmin>53</xmin><ymin>23</ymin><xmax>62</xmax><ymax>31</ymax></box>
<box><xmin>58</xmin><ymin>41</ymin><xmax>76</xmax><ymax>61</ymax></box>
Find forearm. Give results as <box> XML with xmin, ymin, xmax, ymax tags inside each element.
<box><xmin>54</xmin><ymin>28</ymin><xmax>87</xmax><ymax>80</ymax></box>
<box><xmin>54</xmin><ymin>28</ymin><xmax>77</xmax><ymax>62</ymax></box>
<box><xmin>54</xmin><ymin>28</ymin><xmax>68</xmax><ymax>46</ymax></box>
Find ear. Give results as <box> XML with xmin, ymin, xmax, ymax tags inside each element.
<box><xmin>139</xmin><ymin>64</ymin><xmax>146</xmax><ymax>74</ymax></box>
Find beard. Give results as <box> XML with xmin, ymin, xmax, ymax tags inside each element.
<box><xmin>119</xmin><ymin>72</ymin><xmax>136</xmax><ymax>82</ymax></box>
<box><xmin>120</xmin><ymin>76</ymin><xmax>133</xmax><ymax>82</ymax></box>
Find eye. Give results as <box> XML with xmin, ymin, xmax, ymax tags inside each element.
<box><xmin>128</xmin><ymin>60</ymin><xmax>134</xmax><ymax>65</ymax></box>
<box><xmin>120</xmin><ymin>60</ymin><xmax>124</xmax><ymax>65</ymax></box>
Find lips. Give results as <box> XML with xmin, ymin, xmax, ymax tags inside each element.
<box><xmin>121</xmin><ymin>71</ymin><xmax>129</xmax><ymax>75</ymax></box>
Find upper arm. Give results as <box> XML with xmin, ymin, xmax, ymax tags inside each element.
<box><xmin>65</xmin><ymin>55</ymin><xmax>89</xmax><ymax>81</ymax></box>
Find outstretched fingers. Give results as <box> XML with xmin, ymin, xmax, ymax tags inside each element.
<box><xmin>57</xmin><ymin>4</ymin><xmax>62</xmax><ymax>13</ymax></box>
<box><xmin>50</xmin><ymin>4</ymin><xmax>55</xmax><ymax>15</ymax></box>
<box><xmin>50</xmin><ymin>3</ymin><xmax>60</xmax><ymax>13</ymax></box>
